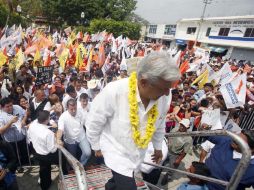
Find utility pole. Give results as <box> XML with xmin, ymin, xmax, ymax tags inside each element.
<box><xmin>194</xmin><ymin>0</ymin><xmax>212</xmax><ymax>47</ymax></box>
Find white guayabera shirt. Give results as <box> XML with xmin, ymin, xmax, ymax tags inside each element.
<box><xmin>86</xmin><ymin>78</ymin><xmax>172</xmax><ymax>177</ymax></box>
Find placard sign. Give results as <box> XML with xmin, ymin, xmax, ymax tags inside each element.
<box><xmin>35</xmin><ymin>66</ymin><xmax>54</xmax><ymax>86</ymax></box>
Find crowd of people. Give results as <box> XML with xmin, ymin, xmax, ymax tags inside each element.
<box><xmin>0</xmin><ymin>25</ymin><xmax>253</xmax><ymax>190</ymax></box>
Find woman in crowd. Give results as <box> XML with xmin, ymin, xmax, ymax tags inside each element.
<box><xmin>47</xmin><ymin>94</ymin><xmax>60</xmax><ymax>113</ymax></box>
<box><xmin>10</xmin><ymin>86</ymin><xmax>30</xmax><ymax>105</ymax></box>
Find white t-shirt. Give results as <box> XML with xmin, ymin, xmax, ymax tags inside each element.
<box><xmin>58</xmin><ymin>110</ymin><xmax>86</xmax><ymax>144</ymax></box>
<box><xmin>77</xmin><ymin>101</ymin><xmax>90</xmax><ymax>124</ymax></box>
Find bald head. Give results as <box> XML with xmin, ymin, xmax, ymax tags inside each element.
<box><xmin>35</xmin><ymin>89</ymin><xmax>46</xmax><ymax>102</ymax></box>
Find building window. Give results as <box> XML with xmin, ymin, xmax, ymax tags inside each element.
<box><xmin>218</xmin><ymin>28</ymin><xmax>230</xmax><ymax>36</ymax></box>
<box><xmin>244</xmin><ymin>28</ymin><xmax>254</xmax><ymax>37</ymax></box>
<box><xmin>164</xmin><ymin>25</ymin><xmax>176</xmax><ymax>35</ymax></box>
<box><xmin>206</xmin><ymin>27</ymin><xmax>211</xmax><ymax>37</ymax></box>
<box><xmin>186</xmin><ymin>27</ymin><xmax>197</xmax><ymax>34</ymax></box>
<box><xmin>149</xmin><ymin>25</ymin><xmax>157</xmax><ymax>34</ymax></box>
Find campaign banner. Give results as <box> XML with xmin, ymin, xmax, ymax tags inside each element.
<box><xmin>220</xmin><ymin>73</ymin><xmax>247</xmax><ymax>108</ymax></box>
<box><xmin>219</xmin><ymin>62</ymin><xmax>233</xmax><ymax>85</ymax></box>
<box><xmin>201</xmin><ymin>109</ymin><xmax>222</xmax><ymax>130</ymax></box>
<box><xmin>224</xmin><ymin>119</ymin><xmax>241</xmax><ymax>133</ymax></box>
<box><xmin>35</xmin><ymin>66</ymin><xmax>54</xmax><ymax>86</ymax></box>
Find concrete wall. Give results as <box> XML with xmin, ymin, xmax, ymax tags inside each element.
<box><xmin>146</xmin><ymin>24</ymin><xmax>175</xmax><ymax>41</ymax></box>
<box><xmin>175</xmin><ymin>16</ymin><xmax>254</xmax><ymax>49</ymax></box>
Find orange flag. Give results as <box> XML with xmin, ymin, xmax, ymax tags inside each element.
<box><xmin>55</xmin><ymin>43</ymin><xmax>65</xmax><ymax>57</ymax></box>
<box><xmin>25</xmin><ymin>44</ymin><xmax>37</xmax><ymax>55</ymax></box>
<box><xmin>2</xmin><ymin>47</ymin><xmax>7</xmax><ymax>56</ymax></box>
<box><xmin>37</xmin><ymin>36</ymin><xmax>53</xmax><ymax>49</ymax></box>
<box><xmin>44</xmin><ymin>52</ymin><xmax>51</xmax><ymax>66</ymax></box>
<box><xmin>83</xmin><ymin>34</ymin><xmax>90</xmax><ymax>43</ymax></box>
<box><xmin>86</xmin><ymin>48</ymin><xmax>93</xmax><ymax>72</ymax></box>
<box><xmin>235</xmin><ymin>80</ymin><xmax>243</xmax><ymax>94</ymax></box>
<box><xmin>179</xmin><ymin>60</ymin><xmax>189</xmax><ymax>74</ymax></box>
<box><xmin>98</xmin><ymin>44</ymin><xmax>105</xmax><ymax>67</ymax></box>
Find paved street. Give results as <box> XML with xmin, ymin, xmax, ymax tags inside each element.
<box><xmin>16</xmin><ymin>166</ymin><xmax>59</xmax><ymax>190</ymax></box>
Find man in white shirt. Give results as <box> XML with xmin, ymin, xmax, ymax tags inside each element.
<box><xmin>57</xmin><ymin>99</ymin><xmax>91</xmax><ymax>166</ymax></box>
<box><xmin>62</xmin><ymin>85</ymin><xmax>77</xmax><ymax>110</ymax></box>
<box><xmin>28</xmin><ymin>110</ymin><xmax>65</xmax><ymax>190</ymax></box>
<box><xmin>77</xmin><ymin>93</ymin><xmax>90</xmax><ymax>123</ymax></box>
<box><xmin>75</xmin><ymin>79</ymin><xmax>88</xmax><ymax>96</ymax></box>
<box><xmin>86</xmin><ymin>51</ymin><xmax>180</xmax><ymax>190</ymax></box>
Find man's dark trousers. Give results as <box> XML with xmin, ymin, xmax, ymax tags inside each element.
<box><xmin>35</xmin><ymin>152</ymin><xmax>67</xmax><ymax>190</ymax></box>
<box><xmin>105</xmin><ymin>170</ymin><xmax>137</xmax><ymax>190</ymax></box>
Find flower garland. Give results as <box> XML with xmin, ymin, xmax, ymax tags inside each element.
<box><xmin>128</xmin><ymin>72</ymin><xmax>159</xmax><ymax>149</ymax></box>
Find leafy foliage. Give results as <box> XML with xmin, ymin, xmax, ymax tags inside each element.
<box><xmin>0</xmin><ymin>3</ymin><xmax>8</xmax><ymax>27</ymax></box>
<box><xmin>88</xmin><ymin>19</ymin><xmax>141</xmax><ymax>40</ymax></box>
<box><xmin>40</xmin><ymin>0</ymin><xmax>137</xmax><ymax>26</ymax></box>
<box><xmin>0</xmin><ymin>3</ymin><xmax>25</xmax><ymax>27</ymax></box>
<box><xmin>0</xmin><ymin>0</ymin><xmax>141</xmax><ymax>38</ymax></box>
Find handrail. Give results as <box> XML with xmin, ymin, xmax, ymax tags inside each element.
<box><xmin>143</xmin><ymin>162</ymin><xmax>228</xmax><ymax>186</ymax></box>
<box><xmin>57</xmin><ymin>145</ymin><xmax>88</xmax><ymax>190</ymax></box>
<box><xmin>143</xmin><ymin>130</ymin><xmax>251</xmax><ymax>190</ymax></box>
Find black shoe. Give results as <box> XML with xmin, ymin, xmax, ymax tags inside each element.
<box><xmin>161</xmin><ymin>173</ymin><xmax>170</xmax><ymax>186</ymax></box>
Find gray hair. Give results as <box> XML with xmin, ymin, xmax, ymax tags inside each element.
<box><xmin>67</xmin><ymin>98</ymin><xmax>77</xmax><ymax>108</ymax></box>
<box><xmin>137</xmin><ymin>51</ymin><xmax>181</xmax><ymax>84</ymax></box>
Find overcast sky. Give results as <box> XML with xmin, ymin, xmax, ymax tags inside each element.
<box><xmin>135</xmin><ymin>0</ymin><xmax>254</xmax><ymax>24</ymax></box>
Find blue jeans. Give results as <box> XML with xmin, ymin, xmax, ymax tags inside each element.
<box><xmin>65</xmin><ymin>136</ymin><xmax>91</xmax><ymax>166</ymax></box>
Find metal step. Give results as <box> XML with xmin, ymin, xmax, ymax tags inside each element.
<box><xmin>63</xmin><ymin>174</ymin><xmax>78</xmax><ymax>190</ymax></box>
<box><xmin>61</xmin><ymin>165</ymin><xmax>149</xmax><ymax>190</ymax></box>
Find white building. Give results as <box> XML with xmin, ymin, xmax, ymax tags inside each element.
<box><xmin>145</xmin><ymin>24</ymin><xmax>176</xmax><ymax>45</ymax></box>
<box><xmin>174</xmin><ymin>15</ymin><xmax>254</xmax><ymax>61</ymax></box>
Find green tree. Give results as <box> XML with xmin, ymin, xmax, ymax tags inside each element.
<box><xmin>40</xmin><ymin>0</ymin><xmax>137</xmax><ymax>26</ymax></box>
<box><xmin>0</xmin><ymin>3</ymin><xmax>8</xmax><ymax>27</ymax></box>
<box><xmin>19</xmin><ymin>0</ymin><xmax>43</xmax><ymax>18</ymax></box>
<box><xmin>0</xmin><ymin>3</ymin><xmax>25</xmax><ymax>27</ymax></box>
<box><xmin>98</xmin><ymin>0</ymin><xmax>137</xmax><ymax>21</ymax></box>
<box><xmin>88</xmin><ymin>19</ymin><xmax>141</xmax><ymax>40</ymax></box>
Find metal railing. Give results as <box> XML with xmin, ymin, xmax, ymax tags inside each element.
<box><xmin>57</xmin><ymin>145</ymin><xmax>88</xmax><ymax>190</ymax></box>
<box><xmin>143</xmin><ymin>130</ymin><xmax>252</xmax><ymax>190</ymax></box>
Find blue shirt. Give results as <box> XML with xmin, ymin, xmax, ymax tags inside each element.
<box><xmin>0</xmin><ymin>151</ymin><xmax>15</xmax><ymax>187</ymax></box>
<box><xmin>205</xmin><ymin>136</ymin><xmax>254</xmax><ymax>190</ymax></box>
<box><xmin>177</xmin><ymin>182</ymin><xmax>209</xmax><ymax>190</ymax></box>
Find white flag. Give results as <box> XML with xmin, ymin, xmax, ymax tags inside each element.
<box><xmin>219</xmin><ymin>62</ymin><xmax>233</xmax><ymax>85</ymax></box>
<box><xmin>111</xmin><ymin>37</ymin><xmax>117</xmax><ymax>53</ymax></box>
<box><xmin>220</xmin><ymin>73</ymin><xmax>247</xmax><ymax>108</ymax></box>
<box><xmin>201</xmin><ymin>109</ymin><xmax>222</xmax><ymax>130</ymax></box>
<box><xmin>224</xmin><ymin>119</ymin><xmax>241</xmax><ymax>133</ymax></box>
<box><xmin>101</xmin><ymin>54</ymin><xmax>112</xmax><ymax>75</ymax></box>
